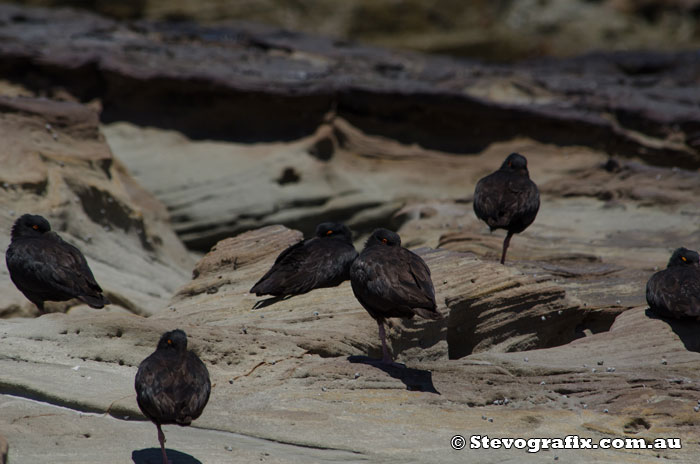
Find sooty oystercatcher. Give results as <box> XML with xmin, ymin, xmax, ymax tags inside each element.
<box><xmin>350</xmin><ymin>228</ymin><xmax>442</xmax><ymax>364</ymax></box>
<box><xmin>135</xmin><ymin>329</ymin><xmax>211</xmax><ymax>464</ymax></box>
<box><xmin>250</xmin><ymin>222</ymin><xmax>358</xmax><ymax>297</ymax></box>
<box><xmin>473</xmin><ymin>153</ymin><xmax>540</xmax><ymax>264</ymax></box>
<box><xmin>5</xmin><ymin>214</ymin><xmax>109</xmax><ymax>312</ymax></box>
<box><xmin>646</xmin><ymin>247</ymin><xmax>700</xmax><ymax>319</ymax></box>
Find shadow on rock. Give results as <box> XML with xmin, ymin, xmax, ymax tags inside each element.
<box><xmin>348</xmin><ymin>356</ymin><xmax>440</xmax><ymax>394</ymax></box>
<box><xmin>646</xmin><ymin>308</ymin><xmax>700</xmax><ymax>352</ymax></box>
<box><xmin>132</xmin><ymin>448</ymin><xmax>202</xmax><ymax>464</ymax></box>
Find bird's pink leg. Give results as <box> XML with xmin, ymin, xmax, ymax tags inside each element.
<box><xmin>377</xmin><ymin>321</ymin><xmax>392</xmax><ymax>363</ymax></box>
<box><xmin>157</xmin><ymin>424</ymin><xmax>169</xmax><ymax>464</ymax></box>
<box><xmin>377</xmin><ymin>322</ymin><xmax>405</xmax><ymax>368</ymax></box>
<box><xmin>500</xmin><ymin>231</ymin><xmax>514</xmax><ymax>265</ymax></box>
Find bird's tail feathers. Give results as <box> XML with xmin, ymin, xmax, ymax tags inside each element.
<box><xmin>80</xmin><ymin>294</ymin><xmax>110</xmax><ymax>309</ymax></box>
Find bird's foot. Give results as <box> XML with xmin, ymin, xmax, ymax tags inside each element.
<box><xmin>380</xmin><ymin>355</ymin><xmax>406</xmax><ymax>369</ymax></box>
<box><xmin>159</xmin><ymin>451</ymin><xmax>171</xmax><ymax>464</ymax></box>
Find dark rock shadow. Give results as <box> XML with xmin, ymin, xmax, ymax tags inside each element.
<box><xmin>132</xmin><ymin>448</ymin><xmax>202</xmax><ymax>464</ymax></box>
<box><xmin>348</xmin><ymin>355</ymin><xmax>440</xmax><ymax>394</ymax></box>
<box><xmin>645</xmin><ymin>308</ymin><xmax>700</xmax><ymax>352</ymax></box>
<box><xmin>251</xmin><ymin>295</ymin><xmax>292</xmax><ymax>310</ymax></box>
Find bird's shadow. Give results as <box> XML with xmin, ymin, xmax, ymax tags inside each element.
<box><xmin>132</xmin><ymin>448</ymin><xmax>202</xmax><ymax>464</ymax></box>
<box><xmin>646</xmin><ymin>308</ymin><xmax>700</xmax><ymax>352</ymax></box>
<box><xmin>348</xmin><ymin>356</ymin><xmax>440</xmax><ymax>394</ymax></box>
<box><xmin>251</xmin><ymin>295</ymin><xmax>293</xmax><ymax>310</ymax></box>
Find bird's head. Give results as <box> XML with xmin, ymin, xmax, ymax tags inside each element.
<box><xmin>315</xmin><ymin>222</ymin><xmax>353</xmax><ymax>242</ymax></box>
<box><xmin>365</xmin><ymin>228</ymin><xmax>401</xmax><ymax>248</ymax></box>
<box><xmin>157</xmin><ymin>329</ymin><xmax>188</xmax><ymax>352</ymax></box>
<box><xmin>500</xmin><ymin>153</ymin><xmax>530</xmax><ymax>176</ymax></box>
<box><xmin>11</xmin><ymin>214</ymin><xmax>51</xmax><ymax>240</ymax></box>
<box><xmin>667</xmin><ymin>247</ymin><xmax>700</xmax><ymax>268</ymax></box>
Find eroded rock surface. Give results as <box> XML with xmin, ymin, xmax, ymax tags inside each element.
<box><xmin>1</xmin><ymin>224</ymin><xmax>700</xmax><ymax>462</ymax></box>
<box><xmin>0</xmin><ymin>3</ymin><xmax>697</xmax><ymax>160</ymax></box>
<box><xmin>10</xmin><ymin>0</ymin><xmax>700</xmax><ymax>62</ymax></box>
<box><xmin>1</xmin><ymin>4</ymin><xmax>699</xmax><ymax>463</ymax></box>
<box><xmin>103</xmin><ymin>120</ymin><xmax>478</xmax><ymax>250</ymax></box>
<box><xmin>0</xmin><ymin>95</ymin><xmax>194</xmax><ymax>317</ymax></box>
<box><xmin>2</xmin><ymin>4</ymin><xmax>698</xmax><ymax>250</ymax></box>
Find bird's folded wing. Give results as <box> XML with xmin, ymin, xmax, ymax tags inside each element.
<box><xmin>366</xmin><ymin>250</ymin><xmax>435</xmax><ymax>309</ymax></box>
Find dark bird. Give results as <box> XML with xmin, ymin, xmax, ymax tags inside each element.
<box><xmin>250</xmin><ymin>222</ymin><xmax>358</xmax><ymax>297</ymax></box>
<box><xmin>5</xmin><ymin>214</ymin><xmax>109</xmax><ymax>312</ymax></box>
<box><xmin>646</xmin><ymin>247</ymin><xmax>700</xmax><ymax>319</ymax></box>
<box><xmin>135</xmin><ymin>329</ymin><xmax>211</xmax><ymax>464</ymax></box>
<box><xmin>473</xmin><ymin>153</ymin><xmax>540</xmax><ymax>264</ymax></box>
<box><xmin>350</xmin><ymin>228</ymin><xmax>442</xmax><ymax>364</ymax></box>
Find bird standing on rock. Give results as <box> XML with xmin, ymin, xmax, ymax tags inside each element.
<box><xmin>350</xmin><ymin>228</ymin><xmax>442</xmax><ymax>365</ymax></box>
<box><xmin>473</xmin><ymin>153</ymin><xmax>540</xmax><ymax>264</ymax></box>
<box><xmin>5</xmin><ymin>214</ymin><xmax>109</xmax><ymax>312</ymax></box>
<box><xmin>646</xmin><ymin>247</ymin><xmax>700</xmax><ymax>319</ymax></box>
<box><xmin>135</xmin><ymin>329</ymin><xmax>211</xmax><ymax>464</ymax></box>
<box><xmin>250</xmin><ymin>222</ymin><xmax>358</xmax><ymax>297</ymax></box>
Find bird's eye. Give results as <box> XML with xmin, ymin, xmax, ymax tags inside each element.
<box><xmin>381</xmin><ymin>238</ymin><xmax>388</xmax><ymax>244</ymax></box>
<box><xmin>508</xmin><ymin>162</ymin><xmax>512</xmax><ymax>167</ymax></box>
<box><xmin>32</xmin><ymin>225</ymin><xmax>39</xmax><ymax>230</ymax></box>
<box><xmin>326</xmin><ymin>230</ymin><xmax>333</xmax><ymax>235</ymax></box>
<box><xmin>682</xmin><ymin>256</ymin><xmax>687</xmax><ymax>262</ymax></box>
<box><xmin>167</xmin><ymin>339</ymin><xmax>172</xmax><ymax>344</ymax></box>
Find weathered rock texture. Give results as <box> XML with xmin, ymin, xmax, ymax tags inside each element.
<box><xmin>2</xmin><ymin>4</ymin><xmax>698</xmax><ymax>251</ymax></box>
<box><xmin>103</xmin><ymin>120</ymin><xmax>477</xmax><ymax>251</ymax></box>
<box><xmin>1</xmin><ymin>4</ymin><xmax>699</xmax><ymax>464</ymax></box>
<box><xmin>0</xmin><ymin>95</ymin><xmax>194</xmax><ymax>317</ymax></box>
<box><xmin>9</xmin><ymin>0</ymin><xmax>700</xmax><ymax>61</ymax></box>
<box><xmin>1</xmin><ymin>224</ymin><xmax>700</xmax><ymax>463</ymax></box>
<box><xmin>0</xmin><ymin>4</ymin><xmax>697</xmax><ymax>162</ymax></box>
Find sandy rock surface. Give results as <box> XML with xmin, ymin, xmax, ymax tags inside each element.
<box><xmin>2</xmin><ymin>93</ymin><xmax>699</xmax><ymax>464</ymax></box>
<box><xmin>0</xmin><ymin>4</ymin><xmax>699</xmax><ymax>464</ymax></box>
<box><xmin>103</xmin><ymin>119</ymin><xmax>482</xmax><ymax>250</ymax></box>
<box><xmin>1</xmin><ymin>215</ymin><xmax>700</xmax><ymax>463</ymax></box>
<box><xmin>12</xmin><ymin>0</ymin><xmax>700</xmax><ymax>61</ymax></box>
<box><xmin>3</xmin><ymin>3</ymin><xmax>699</xmax><ymax>251</ymax></box>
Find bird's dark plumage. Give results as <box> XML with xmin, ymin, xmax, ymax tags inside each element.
<box><xmin>250</xmin><ymin>222</ymin><xmax>358</xmax><ymax>297</ymax></box>
<box><xmin>135</xmin><ymin>329</ymin><xmax>211</xmax><ymax>464</ymax></box>
<box><xmin>646</xmin><ymin>247</ymin><xmax>700</xmax><ymax>319</ymax></box>
<box><xmin>473</xmin><ymin>153</ymin><xmax>540</xmax><ymax>264</ymax></box>
<box><xmin>350</xmin><ymin>228</ymin><xmax>442</xmax><ymax>363</ymax></box>
<box><xmin>5</xmin><ymin>214</ymin><xmax>109</xmax><ymax>312</ymax></box>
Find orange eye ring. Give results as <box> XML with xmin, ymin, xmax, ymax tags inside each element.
<box><xmin>381</xmin><ymin>238</ymin><xmax>388</xmax><ymax>244</ymax></box>
<box><xmin>32</xmin><ymin>225</ymin><xmax>39</xmax><ymax>230</ymax></box>
<box><xmin>682</xmin><ymin>256</ymin><xmax>687</xmax><ymax>262</ymax></box>
<box><xmin>167</xmin><ymin>339</ymin><xmax>172</xmax><ymax>344</ymax></box>
<box><xmin>326</xmin><ymin>230</ymin><xmax>333</xmax><ymax>235</ymax></box>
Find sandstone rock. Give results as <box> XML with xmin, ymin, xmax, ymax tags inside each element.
<box><xmin>103</xmin><ymin>120</ymin><xmax>476</xmax><ymax>250</ymax></box>
<box><xmin>543</xmin><ymin>159</ymin><xmax>700</xmax><ymax>206</ymax></box>
<box><xmin>1</xmin><ymin>5</ymin><xmax>699</xmax><ymax>463</ymax></box>
<box><xmin>2</xmin><ymin>4</ymin><xmax>698</xmax><ymax>250</ymax></box>
<box><xmin>13</xmin><ymin>1</ymin><xmax>700</xmax><ymax>62</ymax></box>
<box><xmin>0</xmin><ymin>3</ymin><xmax>696</xmax><ymax>165</ymax></box>
<box><xmin>0</xmin><ymin>95</ymin><xmax>194</xmax><ymax>317</ymax></box>
<box><xmin>1</xmin><ymin>224</ymin><xmax>699</xmax><ymax>462</ymax></box>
